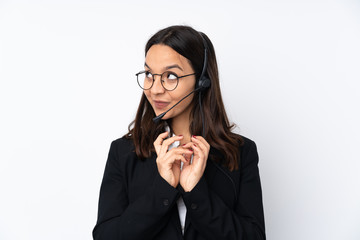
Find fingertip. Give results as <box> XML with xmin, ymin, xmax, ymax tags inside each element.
<box><xmin>192</xmin><ymin>136</ymin><xmax>199</xmax><ymax>141</ymax></box>
<box><xmin>160</xmin><ymin>132</ymin><xmax>169</xmax><ymax>138</ymax></box>
<box><xmin>190</xmin><ymin>146</ymin><xmax>196</xmax><ymax>152</ymax></box>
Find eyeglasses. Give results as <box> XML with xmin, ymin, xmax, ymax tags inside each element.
<box><xmin>136</xmin><ymin>70</ymin><xmax>196</xmax><ymax>91</ymax></box>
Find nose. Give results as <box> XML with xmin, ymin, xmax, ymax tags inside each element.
<box><xmin>150</xmin><ymin>75</ymin><xmax>165</xmax><ymax>94</ymax></box>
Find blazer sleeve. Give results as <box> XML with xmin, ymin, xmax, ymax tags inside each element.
<box><xmin>182</xmin><ymin>139</ymin><xmax>266</xmax><ymax>240</ymax></box>
<box><xmin>92</xmin><ymin>139</ymin><xmax>180</xmax><ymax>240</ymax></box>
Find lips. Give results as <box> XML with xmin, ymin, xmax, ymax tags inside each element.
<box><xmin>153</xmin><ymin>100</ymin><xmax>170</xmax><ymax>109</ymax></box>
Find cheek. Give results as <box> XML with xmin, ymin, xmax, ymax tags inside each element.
<box><xmin>170</xmin><ymin>91</ymin><xmax>194</xmax><ymax>111</ymax></box>
<box><xmin>171</xmin><ymin>82</ymin><xmax>195</xmax><ymax>104</ymax></box>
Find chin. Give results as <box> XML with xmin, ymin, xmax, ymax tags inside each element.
<box><xmin>153</xmin><ymin>107</ymin><xmax>171</xmax><ymax>119</ymax></box>
<box><xmin>153</xmin><ymin>109</ymin><xmax>163</xmax><ymax>117</ymax></box>
<box><xmin>161</xmin><ymin>115</ymin><xmax>171</xmax><ymax>121</ymax></box>
<box><xmin>154</xmin><ymin>110</ymin><xmax>173</xmax><ymax>121</ymax></box>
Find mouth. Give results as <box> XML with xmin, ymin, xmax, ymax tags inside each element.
<box><xmin>153</xmin><ymin>100</ymin><xmax>170</xmax><ymax>110</ymax></box>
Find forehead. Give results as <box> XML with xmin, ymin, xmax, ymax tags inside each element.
<box><xmin>145</xmin><ymin>44</ymin><xmax>192</xmax><ymax>71</ymax></box>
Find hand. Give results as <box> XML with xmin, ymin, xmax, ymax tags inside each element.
<box><xmin>180</xmin><ymin>135</ymin><xmax>210</xmax><ymax>192</ymax></box>
<box><xmin>154</xmin><ymin>132</ymin><xmax>193</xmax><ymax>188</ymax></box>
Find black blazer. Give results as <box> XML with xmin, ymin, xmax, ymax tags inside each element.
<box><xmin>93</xmin><ymin>136</ymin><xmax>265</xmax><ymax>240</ymax></box>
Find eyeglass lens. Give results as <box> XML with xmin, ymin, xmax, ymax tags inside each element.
<box><xmin>137</xmin><ymin>71</ymin><xmax>178</xmax><ymax>91</ymax></box>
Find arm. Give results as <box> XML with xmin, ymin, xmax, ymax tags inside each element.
<box><xmin>182</xmin><ymin>140</ymin><xmax>266</xmax><ymax>240</ymax></box>
<box><xmin>92</xmin><ymin>139</ymin><xmax>180</xmax><ymax>240</ymax></box>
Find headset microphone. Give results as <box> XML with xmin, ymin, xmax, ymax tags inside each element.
<box><xmin>152</xmin><ymin>86</ymin><xmax>202</xmax><ymax>123</ymax></box>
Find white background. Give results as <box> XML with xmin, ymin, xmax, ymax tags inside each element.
<box><xmin>0</xmin><ymin>0</ymin><xmax>359</xmax><ymax>239</ymax></box>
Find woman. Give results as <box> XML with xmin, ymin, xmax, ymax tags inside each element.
<box><xmin>93</xmin><ymin>25</ymin><xmax>266</xmax><ymax>240</ymax></box>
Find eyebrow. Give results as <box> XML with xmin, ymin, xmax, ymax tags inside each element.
<box><xmin>144</xmin><ymin>63</ymin><xmax>183</xmax><ymax>71</ymax></box>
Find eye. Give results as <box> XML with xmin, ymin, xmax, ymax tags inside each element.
<box><xmin>145</xmin><ymin>71</ymin><xmax>153</xmax><ymax>78</ymax></box>
<box><xmin>165</xmin><ymin>72</ymin><xmax>178</xmax><ymax>80</ymax></box>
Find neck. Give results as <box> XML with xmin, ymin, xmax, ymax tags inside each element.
<box><xmin>171</xmin><ymin>108</ymin><xmax>192</xmax><ymax>145</ymax></box>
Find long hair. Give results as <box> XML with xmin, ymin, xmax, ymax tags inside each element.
<box><xmin>125</xmin><ymin>25</ymin><xmax>243</xmax><ymax>171</ymax></box>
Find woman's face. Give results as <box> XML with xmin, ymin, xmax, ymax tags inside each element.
<box><xmin>144</xmin><ymin>44</ymin><xmax>196</xmax><ymax>121</ymax></box>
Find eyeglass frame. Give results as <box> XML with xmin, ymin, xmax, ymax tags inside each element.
<box><xmin>135</xmin><ymin>70</ymin><xmax>196</xmax><ymax>91</ymax></box>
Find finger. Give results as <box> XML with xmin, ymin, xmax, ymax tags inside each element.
<box><xmin>184</xmin><ymin>152</ymin><xmax>192</xmax><ymax>162</ymax></box>
<box><xmin>191</xmin><ymin>143</ymin><xmax>202</xmax><ymax>156</ymax></box>
<box><xmin>154</xmin><ymin>132</ymin><xmax>169</xmax><ymax>147</ymax></box>
<box><xmin>154</xmin><ymin>132</ymin><xmax>169</xmax><ymax>155</ymax></box>
<box><xmin>162</xmin><ymin>135</ymin><xmax>184</xmax><ymax>146</ymax></box>
<box><xmin>182</xmin><ymin>159</ymin><xmax>190</xmax><ymax>168</ymax></box>
<box><xmin>180</xmin><ymin>142</ymin><xmax>193</xmax><ymax>149</ymax></box>
<box><xmin>180</xmin><ymin>143</ymin><xmax>197</xmax><ymax>159</ymax></box>
<box><xmin>159</xmin><ymin>147</ymin><xmax>190</xmax><ymax>159</ymax></box>
<box><xmin>194</xmin><ymin>135</ymin><xmax>210</xmax><ymax>148</ymax></box>
<box><xmin>173</xmin><ymin>159</ymin><xmax>182</xmax><ymax>168</ymax></box>
<box><xmin>160</xmin><ymin>135</ymin><xmax>184</xmax><ymax>156</ymax></box>
<box><xmin>192</xmin><ymin>135</ymin><xmax>210</xmax><ymax>150</ymax></box>
<box><xmin>189</xmin><ymin>147</ymin><xmax>207</xmax><ymax>175</ymax></box>
<box><xmin>172</xmin><ymin>147</ymin><xmax>193</xmax><ymax>156</ymax></box>
<box><xmin>191</xmin><ymin>136</ymin><xmax>208</xmax><ymax>155</ymax></box>
<box><xmin>158</xmin><ymin>148</ymin><xmax>188</xmax><ymax>165</ymax></box>
<box><xmin>157</xmin><ymin>154</ymin><xmax>187</xmax><ymax>173</ymax></box>
<box><xmin>191</xmin><ymin>143</ymin><xmax>205</xmax><ymax>166</ymax></box>
<box><xmin>167</xmin><ymin>149</ymin><xmax>190</xmax><ymax>163</ymax></box>
<box><xmin>177</xmin><ymin>144</ymin><xmax>194</xmax><ymax>161</ymax></box>
<box><xmin>171</xmin><ymin>153</ymin><xmax>187</xmax><ymax>164</ymax></box>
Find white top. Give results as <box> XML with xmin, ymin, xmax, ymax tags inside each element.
<box><xmin>176</xmin><ymin>195</ymin><xmax>186</xmax><ymax>234</ymax></box>
<box><xmin>166</xmin><ymin>129</ymin><xmax>187</xmax><ymax>235</ymax></box>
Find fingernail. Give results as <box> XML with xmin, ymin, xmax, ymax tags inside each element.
<box><xmin>193</xmin><ymin>144</ymin><xmax>197</xmax><ymax>147</ymax></box>
<box><xmin>189</xmin><ymin>149</ymin><xmax>193</xmax><ymax>151</ymax></box>
<box><xmin>182</xmin><ymin>144</ymin><xmax>186</xmax><ymax>146</ymax></box>
<box><xmin>179</xmin><ymin>135</ymin><xmax>183</xmax><ymax>137</ymax></box>
<box><xmin>192</xmin><ymin>135</ymin><xmax>197</xmax><ymax>139</ymax></box>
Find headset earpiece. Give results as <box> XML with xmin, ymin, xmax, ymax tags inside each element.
<box><xmin>197</xmin><ymin>32</ymin><xmax>211</xmax><ymax>91</ymax></box>
<box><xmin>198</xmin><ymin>76</ymin><xmax>211</xmax><ymax>90</ymax></box>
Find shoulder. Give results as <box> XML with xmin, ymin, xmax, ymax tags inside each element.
<box><xmin>238</xmin><ymin>135</ymin><xmax>257</xmax><ymax>153</ymax></box>
<box><xmin>106</xmin><ymin>136</ymin><xmax>136</xmax><ymax>168</ymax></box>
<box><xmin>227</xmin><ymin>133</ymin><xmax>257</xmax><ymax>153</ymax></box>
<box><xmin>110</xmin><ymin>136</ymin><xmax>135</xmax><ymax>152</ymax></box>
<box><xmin>236</xmin><ymin>134</ymin><xmax>259</xmax><ymax>168</ymax></box>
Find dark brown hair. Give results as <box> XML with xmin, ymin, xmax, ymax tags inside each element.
<box><xmin>125</xmin><ymin>25</ymin><xmax>243</xmax><ymax>171</ymax></box>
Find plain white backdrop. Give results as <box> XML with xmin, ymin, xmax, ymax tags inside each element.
<box><xmin>0</xmin><ymin>0</ymin><xmax>359</xmax><ymax>239</ymax></box>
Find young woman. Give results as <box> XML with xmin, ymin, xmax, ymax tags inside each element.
<box><xmin>93</xmin><ymin>25</ymin><xmax>266</xmax><ymax>240</ymax></box>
